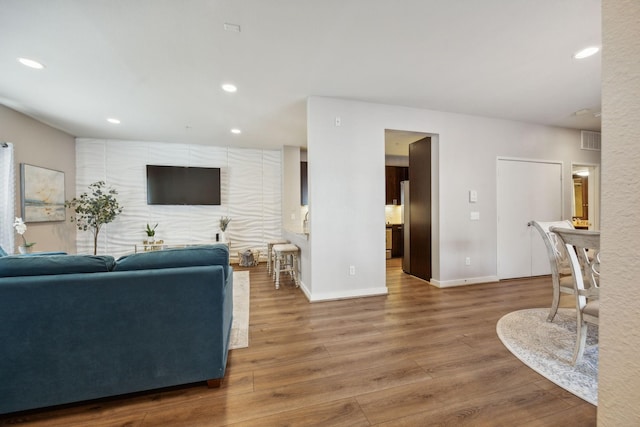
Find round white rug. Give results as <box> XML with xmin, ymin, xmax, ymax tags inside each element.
<box><xmin>496</xmin><ymin>308</ymin><xmax>598</xmax><ymax>405</ymax></box>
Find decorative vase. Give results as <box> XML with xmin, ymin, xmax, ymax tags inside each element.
<box><xmin>146</xmin><ymin>236</ymin><xmax>155</xmax><ymax>244</ymax></box>
<box><xmin>18</xmin><ymin>245</ymin><xmax>33</xmax><ymax>254</ymax></box>
<box><xmin>219</xmin><ymin>231</ymin><xmax>226</xmax><ymax>242</ymax></box>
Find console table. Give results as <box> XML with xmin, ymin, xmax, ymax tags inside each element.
<box><xmin>134</xmin><ymin>240</ymin><xmax>229</xmax><ymax>253</ymax></box>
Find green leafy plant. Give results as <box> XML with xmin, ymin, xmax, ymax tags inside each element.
<box><xmin>145</xmin><ymin>223</ymin><xmax>158</xmax><ymax>237</ymax></box>
<box><xmin>219</xmin><ymin>216</ymin><xmax>231</xmax><ymax>231</ymax></box>
<box><xmin>65</xmin><ymin>181</ymin><xmax>123</xmax><ymax>255</ymax></box>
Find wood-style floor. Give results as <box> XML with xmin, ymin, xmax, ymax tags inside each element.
<box><xmin>1</xmin><ymin>259</ymin><xmax>596</xmax><ymax>426</ymax></box>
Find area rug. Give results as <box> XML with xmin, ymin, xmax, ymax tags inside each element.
<box><xmin>496</xmin><ymin>308</ymin><xmax>598</xmax><ymax>405</ymax></box>
<box><xmin>229</xmin><ymin>271</ymin><xmax>249</xmax><ymax>349</ymax></box>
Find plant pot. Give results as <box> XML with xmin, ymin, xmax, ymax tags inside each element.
<box><xmin>18</xmin><ymin>245</ymin><xmax>33</xmax><ymax>254</ymax></box>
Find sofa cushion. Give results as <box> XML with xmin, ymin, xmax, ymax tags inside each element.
<box><xmin>114</xmin><ymin>244</ymin><xmax>230</xmax><ymax>278</ymax></box>
<box><xmin>0</xmin><ymin>246</ymin><xmax>7</xmax><ymax>257</ymax></box>
<box><xmin>0</xmin><ymin>254</ymin><xmax>115</xmax><ymax>277</ymax></box>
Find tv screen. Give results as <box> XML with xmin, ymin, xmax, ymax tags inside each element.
<box><xmin>146</xmin><ymin>165</ymin><xmax>221</xmax><ymax>205</ymax></box>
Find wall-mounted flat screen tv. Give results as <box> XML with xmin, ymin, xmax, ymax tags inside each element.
<box><xmin>146</xmin><ymin>165</ymin><xmax>221</xmax><ymax>205</ymax></box>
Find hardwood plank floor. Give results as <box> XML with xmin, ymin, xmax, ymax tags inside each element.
<box><xmin>0</xmin><ymin>259</ymin><xmax>596</xmax><ymax>426</ymax></box>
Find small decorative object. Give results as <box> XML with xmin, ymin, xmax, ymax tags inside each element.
<box><xmin>219</xmin><ymin>216</ymin><xmax>231</xmax><ymax>242</ymax></box>
<box><xmin>219</xmin><ymin>216</ymin><xmax>231</xmax><ymax>232</ymax></box>
<box><xmin>145</xmin><ymin>223</ymin><xmax>158</xmax><ymax>243</ymax></box>
<box><xmin>13</xmin><ymin>217</ymin><xmax>35</xmax><ymax>253</ymax></box>
<box><xmin>238</xmin><ymin>249</ymin><xmax>260</xmax><ymax>267</ymax></box>
<box><xmin>65</xmin><ymin>181</ymin><xmax>123</xmax><ymax>255</ymax></box>
<box><xmin>144</xmin><ymin>239</ymin><xmax>164</xmax><ymax>251</ymax></box>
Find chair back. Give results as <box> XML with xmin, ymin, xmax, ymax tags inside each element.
<box><xmin>531</xmin><ymin>220</ymin><xmax>574</xmax><ymax>276</ymax></box>
<box><xmin>550</xmin><ymin>228</ymin><xmax>600</xmax><ymax>306</ymax></box>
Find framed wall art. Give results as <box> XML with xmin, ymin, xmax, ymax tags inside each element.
<box><xmin>20</xmin><ymin>163</ymin><xmax>66</xmax><ymax>222</ymax></box>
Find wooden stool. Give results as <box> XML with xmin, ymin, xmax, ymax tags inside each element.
<box><xmin>267</xmin><ymin>239</ymin><xmax>289</xmax><ymax>275</ymax></box>
<box><xmin>272</xmin><ymin>243</ymin><xmax>299</xmax><ymax>289</ymax></box>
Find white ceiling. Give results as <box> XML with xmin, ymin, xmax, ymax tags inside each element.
<box><xmin>0</xmin><ymin>0</ymin><xmax>601</xmax><ymax>151</ymax></box>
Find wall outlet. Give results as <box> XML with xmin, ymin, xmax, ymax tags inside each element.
<box><xmin>335</xmin><ymin>116</ymin><xmax>342</xmax><ymax>127</ymax></box>
<box><xmin>465</xmin><ymin>257</ymin><xmax>471</xmax><ymax>266</ymax></box>
<box><xmin>349</xmin><ymin>265</ymin><xmax>356</xmax><ymax>275</ymax></box>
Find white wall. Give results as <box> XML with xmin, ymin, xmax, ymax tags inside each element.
<box><xmin>75</xmin><ymin>139</ymin><xmax>281</xmax><ymax>259</ymax></box>
<box><xmin>306</xmin><ymin>97</ymin><xmax>600</xmax><ymax>299</ymax></box>
<box><xmin>598</xmin><ymin>0</ymin><xmax>640</xmax><ymax>424</ymax></box>
<box><xmin>307</xmin><ymin>98</ymin><xmax>388</xmax><ymax>300</ymax></box>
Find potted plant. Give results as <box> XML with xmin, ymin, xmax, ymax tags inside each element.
<box><xmin>65</xmin><ymin>181</ymin><xmax>123</xmax><ymax>255</ymax></box>
<box><xmin>219</xmin><ymin>216</ymin><xmax>231</xmax><ymax>241</ymax></box>
<box><xmin>145</xmin><ymin>223</ymin><xmax>158</xmax><ymax>243</ymax></box>
<box><xmin>13</xmin><ymin>217</ymin><xmax>35</xmax><ymax>254</ymax></box>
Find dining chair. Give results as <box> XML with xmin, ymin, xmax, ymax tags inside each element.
<box><xmin>531</xmin><ymin>220</ymin><xmax>575</xmax><ymax>322</ymax></box>
<box><xmin>550</xmin><ymin>227</ymin><xmax>600</xmax><ymax>365</ymax></box>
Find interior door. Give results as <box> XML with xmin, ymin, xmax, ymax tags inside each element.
<box><xmin>497</xmin><ymin>159</ymin><xmax>562</xmax><ymax>279</ymax></box>
<box><xmin>408</xmin><ymin>137</ymin><xmax>432</xmax><ymax>281</ymax></box>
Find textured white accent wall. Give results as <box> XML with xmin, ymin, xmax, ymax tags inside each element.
<box><xmin>75</xmin><ymin>139</ymin><xmax>281</xmax><ymax>259</ymax></box>
<box><xmin>599</xmin><ymin>1</ymin><xmax>640</xmax><ymax>424</ymax></box>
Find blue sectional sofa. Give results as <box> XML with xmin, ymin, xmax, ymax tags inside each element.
<box><xmin>0</xmin><ymin>244</ymin><xmax>233</xmax><ymax>415</ymax></box>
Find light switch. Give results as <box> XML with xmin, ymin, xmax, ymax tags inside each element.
<box><xmin>470</xmin><ymin>211</ymin><xmax>480</xmax><ymax>220</ymax></box>
<box><xmin>469</xmin><ymin>190</ymin><xmax>478</xmax><ymax>203</ymax></box>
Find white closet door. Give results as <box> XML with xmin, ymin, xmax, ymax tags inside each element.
<box><xmin>497</xmin><ymin>159</ymin><xmax>562</xmax><ymax>279</ymax></box>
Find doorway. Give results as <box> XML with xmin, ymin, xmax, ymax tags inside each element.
<box><xmin>384</xmin><ymin>129</ymin><xmax>430</xmax><ymax>279</ymax></box>
<box><xmin>572</xmin><ymin>164</ymin><xmax>600</xmax><ymax>230</ymax></box>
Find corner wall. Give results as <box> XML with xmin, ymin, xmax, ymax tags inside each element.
<box><xmin>0</xmin><ymin>105</ymin><xmax>76</xmax><ymax>254</ymax></box>
<box><xmin>598</xmin><ymin>0</ymin><xmax>640</xmax><ymax>423</ymax></box>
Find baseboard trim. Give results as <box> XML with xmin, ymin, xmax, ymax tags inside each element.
<box><xmin>430</xmin><ymin>276</ymin><xmax>500</xmax><ymax>288</ymax></box>
<box><xmin>302</xmin><ymin>286</ymin><xmax>388</xmax><ymax>302</ymax></box>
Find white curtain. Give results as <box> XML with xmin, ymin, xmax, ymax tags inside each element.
<box><xmin>0</xmin><ymin>143</ymin><xmax>16</xmax><ymax>254</ymax></box>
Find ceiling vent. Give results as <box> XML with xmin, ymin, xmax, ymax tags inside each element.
<box><xmin>581</xmin><ymin>130</ymin><xmax>601</xmax><ymax>151</ymax></box>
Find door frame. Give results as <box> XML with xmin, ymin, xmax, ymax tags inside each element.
<box><xmin>571</xmin><ymin>162</ymin><xmax>600</xmax><ymax>230</ymax></box>
<box><xmin>496</xmin><ymin>156</ymin><xmax>565</xmax><ymax>279</ymax></box>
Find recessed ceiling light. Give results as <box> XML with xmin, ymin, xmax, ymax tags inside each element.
<box><xmin>106</xmin><ymin>118</ymin><xmax>121</xmax><ymax>124</ymax></box>
<box><xmin>17</xmin><ymin>57</ymin><xmax>45</xmax><ymax>69</ymax></box>
<box><xmin>573</xmin><ymin>46</ymin><xmax>599</xmax><ymax>59</ymax></box>
<box><xmin>222</xmin><ymin>83</ymin><xmax>237</xmax><ymax>93</ymax></box>
<box><xmin>230</xmin><ymin>128</ymin><xmax>241</xmax><ymax>134</ymax></box>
